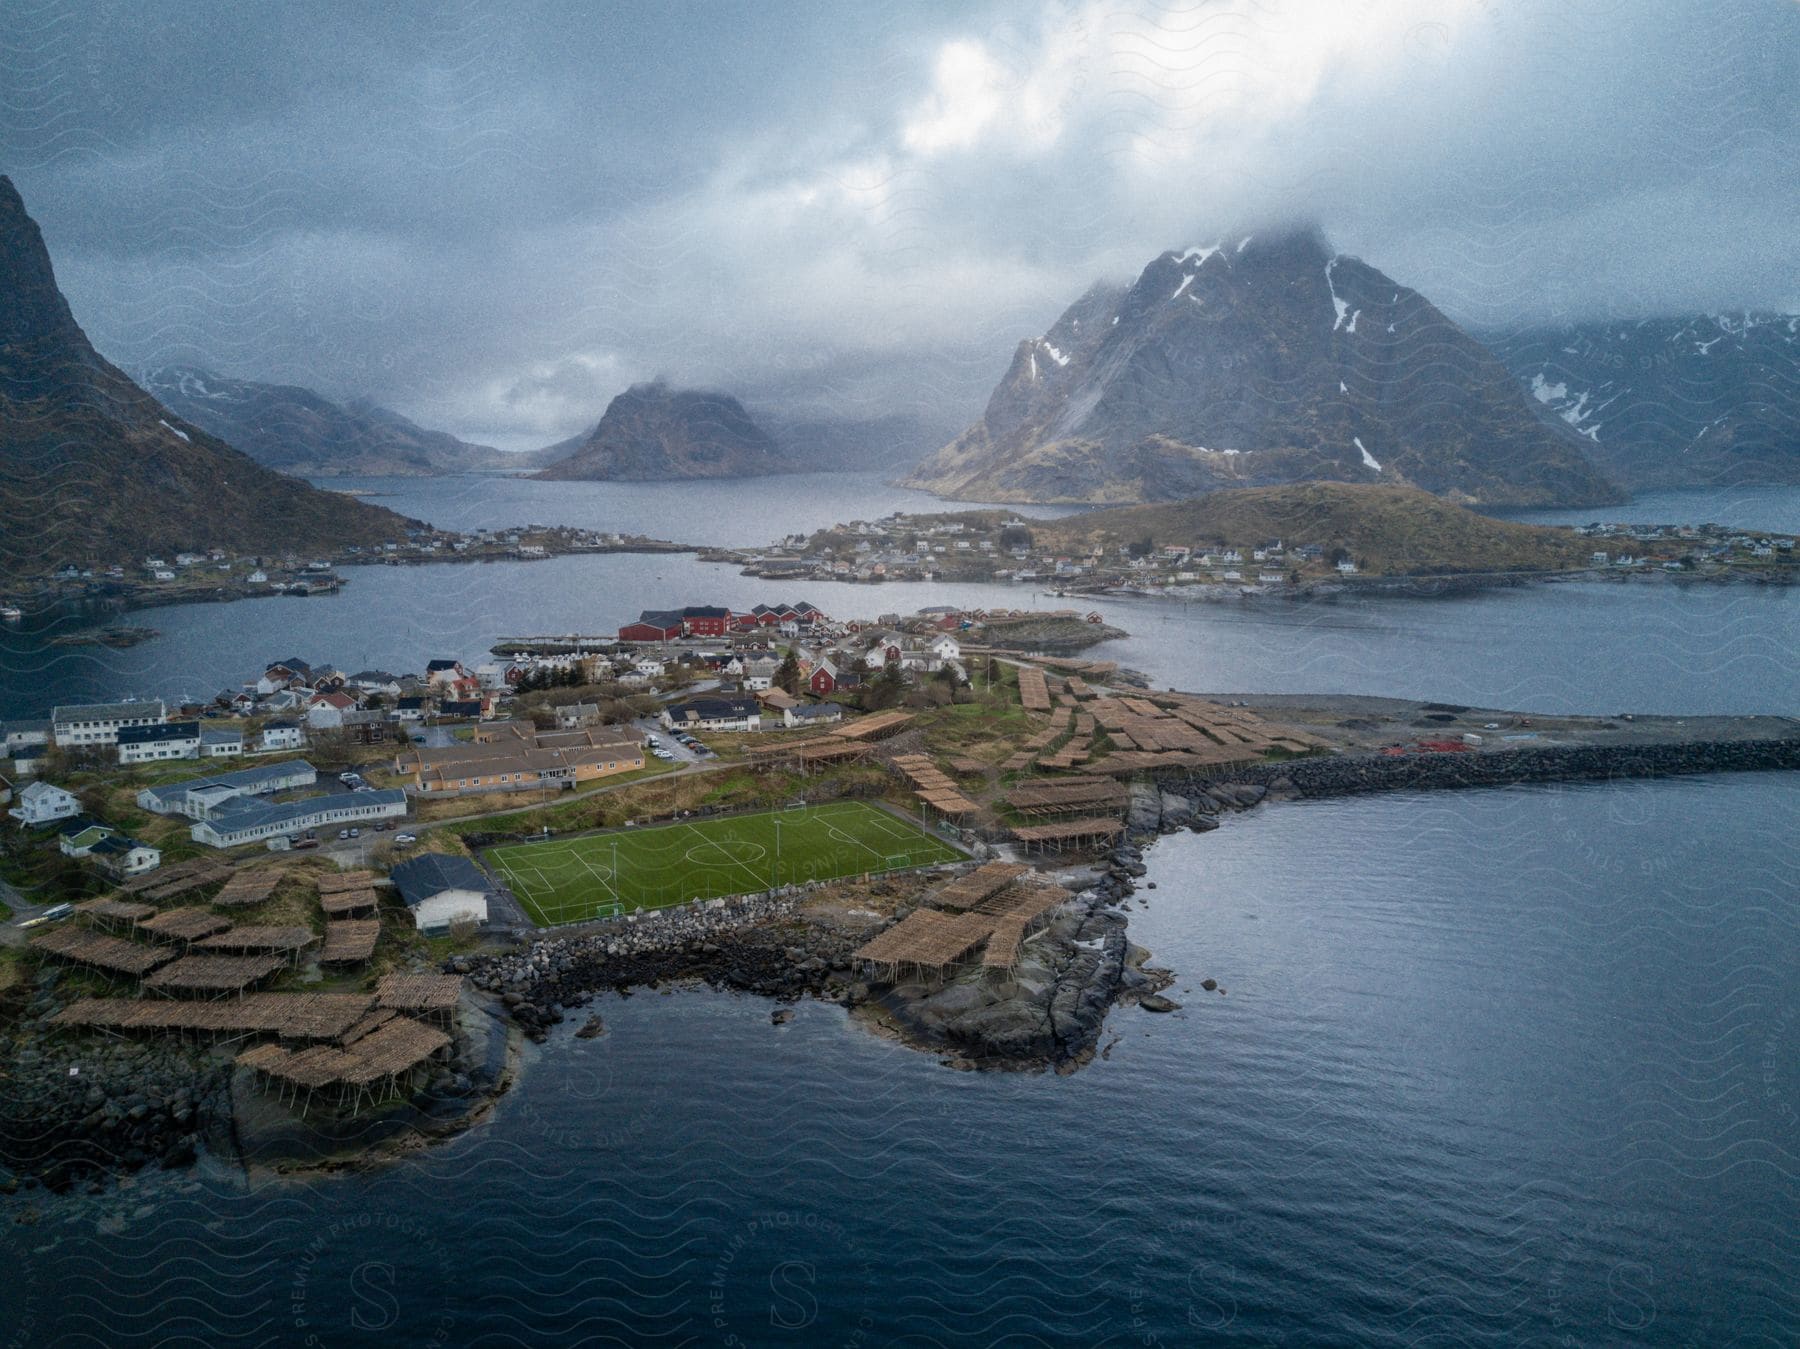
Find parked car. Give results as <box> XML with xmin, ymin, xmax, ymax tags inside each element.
<box><xmin>393</xmin><ymin>833</ymin><xmax>416</xmax><ymax>845</ymax></box>
<box><xmin>293</xmin><ymin>838</ymin><xmax>320</xmax><ymax>850</ymax></box>
<box><xmin>348</xmin><ymin>828</ymin><xmax>361</xmax><ymax>839</ymax></box>
<box><xmin>338</xmin><ymin>829</ymin><xmax>351</xmax><ymax>840</ymax></box>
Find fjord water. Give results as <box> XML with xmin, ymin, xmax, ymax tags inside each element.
<box><xmin>12</xmin><ymin>776</ymin><xmax>1796</xmax><ymax>1346</ymax></box>
<box><xmin>3</xmin><ymin>477</ymin><xmax>1796</xmax><ymax>1345</ymax></box>
<box><xmin>2</xmin><ymin>479</ymin><xmax>1798</xmax><ymax>718</ymax></box>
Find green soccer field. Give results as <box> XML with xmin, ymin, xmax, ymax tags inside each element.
<box><xmin>484</xmin><ymin>800</ymin><xmax>965</xmax><ymax>926</ymax></box>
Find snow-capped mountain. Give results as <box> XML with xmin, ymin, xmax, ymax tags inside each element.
<box><xmin>142</xmin><ymin>365</ymin><xmax>540</xmax><ymax>477</ymax></box>
<box><xmin>904</xmin><ymin>226</ymin><xmax>1620</xmax><ymax>508</ymax></box>
<box><xmin>1486</xmin><ymin>313</ymin><xmax>1800</xmax><ymax>489</ymax></box>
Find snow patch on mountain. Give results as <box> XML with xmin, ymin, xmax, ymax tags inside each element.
<box><xmin>1354</xmin><ymin>437</ymin><xmax>1381</xmax><ymax>472</ymax></box>
<box><xmin>1325</xmin><ymin>257</ymin><xmax>1349</xmax><ymax>330</ymax></box>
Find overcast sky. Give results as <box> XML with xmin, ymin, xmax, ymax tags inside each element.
<box><xmin>4</xmin><ymin>0</ymin><xmax>1796</xmax><ymax>449</ymax></box>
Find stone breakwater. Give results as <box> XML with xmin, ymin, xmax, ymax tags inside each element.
<box><xmin>1161</xmin><ymin>736</ymin><xmax>1800</xmax><ymax>802</ymax></box>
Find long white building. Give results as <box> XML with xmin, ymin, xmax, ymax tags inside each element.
<box><xmin>190</xmin><ymin>788</ymin><xmax>407</xmax><ymax>848</ymax></box>
<box><xmin>137</xmin><ymin>759</ymin><xmax>318</xmax><ymax>819</ymax></box>
<box><xmin>52</xmin><ymin>700</ymin><xmax>167</xmax><ymax>749</ymax></box>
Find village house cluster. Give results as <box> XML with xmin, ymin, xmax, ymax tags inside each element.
<box><xmin>0</xmin><ymin>601</ymin><xmax>1005</xmax><ymax>893</ymax></box>
<box><xmin>4</xmin><ymin>521</ymin><xmax>687</xmax><ymax>615</ymax></box>
<box><xmin>735</xmin><ymin>511</ymin><xmax>1352</xmax><ymax>589</ymax></box>
<box><xmin>730</xmin><ymin>511</ymin><xmax>1800</xmax><ymax>595</ymax></box>
<box><xmin>1575</xmin><ymin>520</ymin><xmax>1796</xmax><ymax>571</ymax></box>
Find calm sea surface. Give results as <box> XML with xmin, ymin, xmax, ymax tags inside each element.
<box><xmin>2</xmin><ymin>478</ymin><xmax>1795</xmax><ymax>1345</ymax></box>
<box><xmin>1</xmin><ymin>482</ymin><xmax>1795</xmax><ymax>719</ymax></box>
<box><xmin>7</xmin><ymin>777</ymin><xmax>1795</xmax><ymax>1347</ymax></box>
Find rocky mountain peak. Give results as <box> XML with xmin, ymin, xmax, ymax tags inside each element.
<box><xmin>532</xmin><ymin>380</ymin><xmax>790</xmax><ymax>481</ymax></box>
<box><xmin>0</xmin><ymin>174</ymin><xmax>84</xmax><ymax>350</ymax></box>
<box><xmin>905</xmin><ymin>229</ymin><xmax>1618</xmax><ymax>508</ymax></box>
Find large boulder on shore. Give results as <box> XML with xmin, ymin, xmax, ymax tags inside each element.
<box><xmin>1127</xmin><ymin>782</ymin><xmax>1163</xmax><ymax>833</ymax></box>
<box><xmin>1159</xmin><ymin>792</ymin><xmax>1195</xmax><ymax>829</ymax></box>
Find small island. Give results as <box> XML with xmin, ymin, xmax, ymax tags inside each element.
<box><xmin>722</xmin><ymin>482</ymin><xmax>1800</xmax><ymax>597</ymax></box>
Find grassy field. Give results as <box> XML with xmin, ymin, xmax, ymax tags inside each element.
<box><xmin>486</xmin><ymin>800</ymin><xmax>964</xmax><ymax>925</ymax></box>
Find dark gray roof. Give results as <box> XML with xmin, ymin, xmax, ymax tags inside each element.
<box><xmin>667</xmin><ymin>696</ymin><xmax>760</xmax><ymax>720</ymax></box>
<box><xmin>51</xmin><ymin>700</ymin><xmax>166</xmax><ymax>724</ymax></box>
<box><xmin>391</xmin><ymin>853</ymin><xmax>491</xmax><ymax>908</ymax></box>
<box><xmin>117</xmin><ymin>720</ymin><xmax>199</xmax><ymax>745</ymax></box>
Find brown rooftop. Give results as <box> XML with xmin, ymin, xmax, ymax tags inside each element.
<box><xmin>319</xmin><ymin>920</ymin><xmax>381</xmax><ymax>964</ymax></box>
<box><xmin>196</xmin><ymin>925</ymin><xmax>316</xmax><ymax>956</ymax></box>
<box><xmin>32</xmin><ymin>925</ymin><xmax>174</xmax><ymax>977</ymax></box>
<box><xmin>73</xmin><ymin>897</ymin><xmax>157</xmax><ymax>926</ymax></box>
<box><xmin>50</xmin><ymin>992</ymin><xmax>375</xmax><ymax>1042</ymax></box>
<box><xmin>320</xmin><ymin>887</ymin><xmax>380</xmax><ymax>916</ymax></box>
<box><xmin>315</xmin><ymin>870</ymin><xmax>380</xmax><ymax>894</ymax></box>
<box><xmin>211</xmin><ymin>868</ymin><xmax>288</xmax><ymax>909</ymax></box>
<box><xmin>143</xmin><ymin>954</ymin><xmax>284</xmax><ymax>996</ymax></box>
<box><xmin>138</xmin><ymin>907</ymin><xmax>233</xmax><ymax>944</ymax></box>
<box><xmin>375</xmin><ymin>972</ymin><xmax>464</xmax><ymax>1015</ymax></box>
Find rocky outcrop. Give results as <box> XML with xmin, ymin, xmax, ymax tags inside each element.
<box><xmin>457</xmin><ymin>869</ymin><xmax>1160</xmax><ymax>1072</ymax></box>
<box><xmin>457</xmin><ymin>893</ymin><xmax>834</xmax><ymax>1039</ymax></box>
<box><xmin>0</xmin><ymin>175</ymin><xmax>419</xmax><ymax>582</ymax></box>
<box><xmin>532</xmin><ymin>381</ymin><xmax>792</xmax><ymax>481</ymax></box>
<box><xmin>905</xmin><ymin>226</ymin><xmax>1618</xmax><ymax>508</ymax></box>
<box><xmin>0</xmin><ymin>967</ymin><xmax>229</xmax><ymax>1193</ymax></box>
<box><xmin>869</xmin><ymin>883</ymin><xmax>1142</xmax><ymax>1069</ymax></box>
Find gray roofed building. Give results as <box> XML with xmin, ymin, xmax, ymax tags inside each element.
<box><xmin>136</xmin><ymin>759</ymin><xmax>318</xmax><ymax>818</ymax></box>
<box><xmin>390</xmin><ymin>854</ymin><xmax>489</xmax><ymax>908</ymax></box>
<box><xmin>51</xmin><ymin>700</ymin><xmax>167</xmax><ymax>748</ymax></box>
<box><xmin>390</xmin><ymin>853</ymin><xmax>491</xmax><ymax>932</ymax></box>
<box><xmin>190</xmin><ymin>788</ymin><xmax>408</xmax><ymax>848</ymax></box>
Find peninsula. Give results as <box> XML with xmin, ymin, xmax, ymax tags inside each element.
<box><xmin>4</xmin><ymin>604</ymin><xmax>1795</xmax><ymax>1194</ymax></box>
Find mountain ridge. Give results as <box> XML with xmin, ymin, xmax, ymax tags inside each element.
<box><xmin>905</xmin><ymin>227</ymin><xmax>1620</xmax><ymax>509</ymax></box>
<box><xmin>143</xmin><ymin>365</ymin><xmax>556</xmax><ymax>477</ymax></box>
<box><xmin>0</xmin><ymin>175</ymin><xmax>419</xmax><ymax>581</ymax></box>
<box><xmin>1485</xmin><ymin>313</ymin><xmax>1800</xmax><ymax>489</ymax></box>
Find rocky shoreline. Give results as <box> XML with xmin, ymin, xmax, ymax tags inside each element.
<box><xmin>453</xmin><ymin>861</ymin><xmax>1172</xmax><ymax>1072</ymax></box>
<box><xmin>9</xmin><ymin>721</ymin><xmax>1793</xmax><ymax>1197</ymax></box>
<box><xmin>0</xmin><ymin>967</ymin><xmax>232</xmax><ymax>1195</ymax></box>
<box><xmin>0</xmin><ymin>965</ymin><xmax>512</xmax><ymax>1197</ymax></box>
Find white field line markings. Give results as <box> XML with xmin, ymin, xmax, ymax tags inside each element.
<box><xmin>682</xmin><ymin>822</ymin><xmax>770</xmax><ymax>895</ymax></box>
<box><xmin>573</xmin><ymin>849</ymin><xmax>620</xmax><ymax>909</ymax></box>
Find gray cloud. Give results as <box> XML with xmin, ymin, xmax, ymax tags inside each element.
<box><xmin>4</xmin><ymin>0</ymin><xmax>1794</xmax><ymax>449</ymax></box>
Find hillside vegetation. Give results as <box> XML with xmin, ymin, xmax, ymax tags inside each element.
<box><xmin>1032</xmin><ymin>483</ymin><xmax>1594</xmax><ymax>573</ymax></box>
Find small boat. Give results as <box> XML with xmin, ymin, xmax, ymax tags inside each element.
<box><xmin>0</xmin><ymin>604</ymin><xmax>22</xmax><ymax>622</ymax></box>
